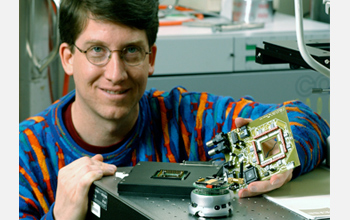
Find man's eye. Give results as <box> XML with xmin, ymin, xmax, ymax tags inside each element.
<box><xmin>126</xmin><ymin>46</ymin><xmax>141</xmax><ymax>54</ymax></box>
<box><xmin>91</xmin><ymin>46</ymin><xmax>104</xmax><ymax>53</ymax></box>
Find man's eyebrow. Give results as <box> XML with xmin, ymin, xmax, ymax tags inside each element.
<box><xmin>82</xmin><ymin>39</ymin><xmax>147</xmax><ymax>49</ymax></box>
<box><xmin>82</xmin><ymin>40</ymin><xmax>105</xmax><ymax>47</ymax></box>
<box><xmin>120</xmin><ymin>40</ymin><xmax>147</xmax><ymax>48</ymax></box>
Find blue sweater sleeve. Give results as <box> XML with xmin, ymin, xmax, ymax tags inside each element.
<box><xmin>148</xmin><ymin>87</ymin><xmax>330</xmax><ymax>178</ymax></box>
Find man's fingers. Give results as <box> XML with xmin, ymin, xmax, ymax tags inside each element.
<box><xmin>76</xmin><ymin>158</ymin><xmax>117</xmax><ymax>198</ymax></box>
<box><xmin>77</xmin><ymin>169</ymin><xmax>104</xmax><ymax>196</ymax></box>
<box><xmin>91</xmin><ymin>154</ymin><xmax>104</xmax><ymax>162</ymax></box>
<box><xmin>235</xmin><ymin>117</ymin><xmax>252</xmax><ymax>128</ymax></box>
<box><xmin>101</xmin><ymin>163</ymin><xmax>117</xmax><ymax>175</ymax></box>
<box><xmin>238</xmin><ymin>169</ymin><xmax>293</xmax><ymax>198</ymax></box>
<box><xmin>58</xmin><ymin>156</ymin><xmax>117</xmax><ymax>194</ymax></box>
<box><xmin>239</xmin><ymin>180</ymin><xmax>275</xmax><ymax>198</ymax></box>
<box><xmin>82</xmin><ymin>157</ymin><xmax>117</xmax><ymax>176</ymax></box>
<box><xmin>90</xmin><ymin>154</ymin><xmax>117</xmax><ymax>174</ymax></box>
<box><xmin>54</xmin><ymin>155</ymin><xmax>117</xmax><ymax>220</ymax></box>
<box><xmin>73</xmin><ymin>155</ymin><xmax>117</xmax><ymax>175</ymax></box>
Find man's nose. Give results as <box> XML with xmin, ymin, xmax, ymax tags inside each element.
<box><xmin>104</xmin><ymin>52</ymin><xmax>128</xmax><ymax>83</ymax></box>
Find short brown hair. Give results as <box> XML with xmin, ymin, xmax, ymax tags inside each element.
<box><xmin>59</xmin><ymin>0</ymin><xmax>159</xmax><ymax>49</ymax></box>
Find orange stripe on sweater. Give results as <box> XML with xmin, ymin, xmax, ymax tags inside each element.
<box><xmin>24</xmin><ymin>129</ymin><xmax>55</xmax><ymax>203</ymax></box>
<box><xmin>177</xmin><ymin>87</ymin><xmax>188</xmax><ymax>94</ymax></box>
<box><xmin>225</xmin><ymin>102</ymin><xmax>234</xmax><ymax>118</ymax></box>
<box><xmin>195</xmin><ymin>93</ymin><xmax>208</xmax><ymax>161</ymax></box>
<box><xmin>152</xmin><ymin>90</ymin><xmax>165</xmax><ymax>97</ymax></box>
<box><xmin>19</xmin><ymin>194</ymin><xmax>39</xmax><ymax>212</ymax></box>
<box><xmin>158</xmin><ymin>97</ymin><xmax>176</xmax><ymax>162</ymax></box>
<box><xmin>283</xmin><ymin>100</ymin><xmax>296</xmax><ymax>105</ymax></box>
<box><xmin>179</xmin><ymin>115</ymin><xmax>191</xmax><ymax>157</ymax></box>
<box><xmin>27</xmin><ymin>116</ymin><xmax>45</xmax><ymax>123</ymax></box>
<box><xmin>290</xmin><ymin>122</ymin><xmax>306</xmax><ymax>128</ymax></box>
<box><xmin>19</xmin><ymin>166</ymin><xmax>49</xmax><ymax>213</ymax></box>
<box><xmin>176</xmin><ymin>89</ymin><xmax>191</xmax><ymax>157</ymax></box>
<box><xmin>233</xmin><ymin>99</ymin><xmax>252</xmax><ymax>118</ymax></box>
<box><xmin>56</xmin><ymin>143</ymin><xmax>65</xmax><ymax>169</ymax></box>
<box><xmin>285</xmin><ymin>106</ymin><xmax>304</xmax><ymax>114</ymax></box>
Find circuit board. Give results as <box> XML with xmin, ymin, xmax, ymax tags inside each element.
<box><xmin>205</xmin><ymin>106</ymin><xmax>300</xmax><ymax>192</ymax></box>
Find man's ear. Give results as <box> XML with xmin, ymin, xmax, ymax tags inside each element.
<box><xmin>59</xmin><ymin>43</ymin><xmax>74</xmax><ymax>76</ymax></box>
<box><xmin>148</xmin><ymin>44</ymin><xmax>157</xmax><ymax>77</ymax></box>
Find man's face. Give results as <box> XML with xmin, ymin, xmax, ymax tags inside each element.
<box><xmin>62</xmin><ymin>19</ymin><xmax>156</xmax><ymax>123</ymax></box>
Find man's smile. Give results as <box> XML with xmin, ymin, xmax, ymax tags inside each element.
<box><xmin>102</xmin><ymin>88</ymin><xmax>129</xmax><ymax>95</ymax></box>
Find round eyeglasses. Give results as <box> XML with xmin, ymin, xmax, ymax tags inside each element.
<box><xmin>73</xmin><ymin>44</ymin><xmax>151</xmax><ymax>66</ymax></box>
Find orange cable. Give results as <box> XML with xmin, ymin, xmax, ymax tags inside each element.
<box><xmin>159</xmin><ymin>5</ymin><xmax>203</xmax><ymax>26</ymax></box>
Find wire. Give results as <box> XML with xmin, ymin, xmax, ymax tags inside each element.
<box><xmin>47</xmin><ymin>0</ymin><xmax>57</xmax><ymax>103</ymax></box>
<box><xmin>159</xmin><ymin>5</ymin><xmax>204</xmax><ymax>26</ymax></box>
<box><xmin>265</xmin><ymin>141</ymin><xmax>277</xmax><ymax>158</ymax></box>
<box><xmin>209</xmin><ymin>157</ymin><xmax>226</xmax><ymax>162</ymax></box>
<box><xmin>294</xmin><ymin>0</ymin><xmax>330</xmax><ymax>78</ymax></box>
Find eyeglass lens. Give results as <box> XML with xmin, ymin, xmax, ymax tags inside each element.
<box><xmin>86</xmin><ymin>45</ymin><xmax>147</xmax><ymax>66</ymax></box>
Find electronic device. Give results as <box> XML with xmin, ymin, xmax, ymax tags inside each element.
<box><xmin>189</xmin><ymin>176</ymin><xmax>234</xmax><ymax>217</ymax></box>
<box><xmin>118</xmin><ymin>161</ymin><xmax>223</xmax><ymax>197</ymax></box>
<box><xmin>207</xmin><ymin>106</ymin><xmax>300</xmax><ymax>191</ymax></box>
<box><xmin>189</xmin><ymin>106</ymin><xmax>300</xmax><ymax>217</ymax></box>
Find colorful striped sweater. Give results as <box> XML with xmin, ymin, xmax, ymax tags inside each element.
<box><xmin>19</xmin><ymin>86</ymin><xmax>330</xmax><ymax>219</ymax></box>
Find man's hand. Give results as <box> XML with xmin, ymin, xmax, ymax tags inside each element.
<box><xmin>238</xmin><ymin>169</ymin><xmax>293</xmax><ymax>198</ymax></box>
<box><xmin>53</xmin><ymin>154</ymin><xmax>117</xmax><ymax>220</ymax></box>
<box><xmin>235</xmin><ymin>117</ymin><xmax>293</xmax><ymax>198</ymax></box>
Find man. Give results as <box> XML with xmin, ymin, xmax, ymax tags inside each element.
<box><xmin>19</xmin><ymin>0</ymin><xmax>330</xmax><ymax>219</ymax></box>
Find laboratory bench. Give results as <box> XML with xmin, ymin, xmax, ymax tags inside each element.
<box><xmin>146</xmin><ymin>13</ymin><xmax>330</xmax><ymax>123</ymax></box>
<box><xmin>86</xmin><ymin>164</ymin><xmax>330</xmax><ymax>220</ymax></box>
